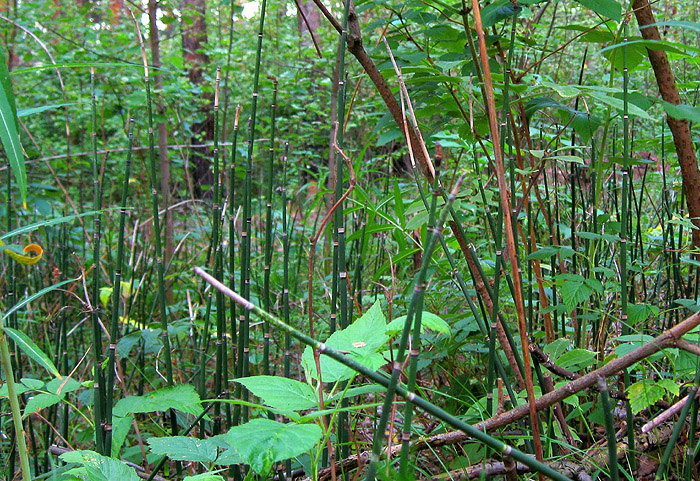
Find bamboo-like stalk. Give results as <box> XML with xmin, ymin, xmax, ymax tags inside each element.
<box><xmin>103</xmin><ymin>118</ymin><xmax>135</xmax><ymax>454</ymax></box>
<box><xmin>212</xmin><ymin>68</ymin><xmax>226</xmax><ymax>435</ymax></box>
<box><xmin>469</xmin><ymin>1</ymin><xmax>544</xmax><ymax>474</ymax></box>
<box><xmin>263</xmin><ymin>77</ymin><xmax>278</xmax><ymax>379</ymax></box>
<box><xmin>229</xmin><ymin>105</ymin><xmax>241</xmax><ymax>427</ymax></box>
<box><xmin>620</xmin><ymin>20</ymin><xmax>635</xmax><ymax>471</ymax></box>
<box><xmin>88</xmin><ymin>66</ymin><xmax>106</xmax><ymax>454</ymax></box>
<box><xmin>596</xmin><ymin>376</ymin><xmax>618</xmax><ymax>481</ymax></box>
<box><xmin>194</xmin><ymin>265</ymin><xmax>574</xmax><ymax>481</ymax></box>
<box><xmin>239</xmin><ymin>0</ymin><xmax>269</xmax><ymax>427</ymax></box>
<box><xmin>129</xmin><ymin>11</ymin><xmax>179</xmax><ymax>455</ymax></box>
<box><xmin>366</xmin><ymin>173</ymin><xmax>455</xmax><ymax>481</ymax></box>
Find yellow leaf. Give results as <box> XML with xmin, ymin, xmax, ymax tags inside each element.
<box><xmin>0</xmin><ymin>238</ymin><xmax>43</xmax><ymax>265</ymax></box>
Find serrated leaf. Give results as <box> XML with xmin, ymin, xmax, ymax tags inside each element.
<box><xmin>627</xmin><ymin>303</ymin><xmax>660</xmax><ymax>325</ymax></box>
<box><xmin>60</xmin><ymin>450</ymin><xmax>139</xmax><ymax>481</ymax></box>
<box><xmin>235</xmin><ymin>376</ymin><xmax>317</xmax><ymax>411</ymax></box>
<box><xmin>302</xmin><ymin>301</ymin><xmax>388</xmax><ymax>382</ymax></box>
<box><xmin>113</xmin><ymin>384</ymin><xmax>203</xmax><ymax>417</ymax></box>
<box><xmin>225</xmin><ymin>419</ymin><xmax>322</xmax><ymax>475</ymax></box>
<box><xmin>148</xmin><ymin>436</ymin><xmax>219</xmax><ymax>463</ymax></box>
<box><xmin>656</xmin><ymin>379</ymin><xmax>680</xmax><ymax>397</ymax></box>
<box><xmin>3</xmin><ymin>327</ymin><xmax>61</xmax><ymax>378</ymax></box>
<box><xmin>111</xmin><ymin>415</ymin><xmax>133</xmax><ymax>458</ymax></box>
<box><xmin>627</xmin><ymin>379</ymin><xmax>665</xmax><ymax>414</ymax></box>
<box><xmin>556</xmin><ymin>274</ymin><xmax>593</xmax><ymax>310</ymax></box>
<box><xmin>385</xmin><ymin>312</ymin><xmax>451</xmax><ymax>337</ymax></box>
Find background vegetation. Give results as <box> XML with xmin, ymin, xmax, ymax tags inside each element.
<box><xmin>1</xmin><ymin>0</ymin><xmax>700</xmax><ymax>479</ymax></box>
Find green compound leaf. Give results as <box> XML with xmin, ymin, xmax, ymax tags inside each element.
<box><xmin>225</xmin><ymin>419</ymin><xmax>322</xmax><ymax>475</ymax></box>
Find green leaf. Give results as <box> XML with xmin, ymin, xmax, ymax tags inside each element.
<box><xmin>0</xmin><ymin>46</ymin><xmax>25</xmax><ymax>205</ymax></box>
<box><xmin>184</xmin><ymin>474</ymin><xmax>225</xmax><ymax>481</ymax></box>
<box><xmin>113</xmin><ymin>384</ymin><xmax>203</xmax><ymax>417</ymax></box>
<box><xmin>555</xmin><ymin>349</ymin><xmax>597</xmax><ymax>371</ymax></box>
<box><xmin>225</xmin><ymin>419</ymin><xmax>322</xmax><ymax>475</ymax></box>
<box><xmin>627</xmin><ymin>379</ymin><xmax>665</xmax><ymax>414</ymax></box>
<box><xmin>235</xmin><ymin>376</ymin><xmax>317</xmax><ymax>411</ymax></box>
<box><xmin>99</xmin><ymin>287</ymin><xmax>113</xmax><ymax>309</ymax></box>
<box><xmin>3</xmin><ymin>277</ymin><xmax>80</xmax><ymax>321</ymax></box>
<box><xmin>148</xmin><ymin>436</ymin><xmax>219</xmax><ymax>463</ymax></box>
<box><xmin>576</xmin><ymin>0</ymin><xmax>621</xmax><ymax>20</ymax></box>
<box><xmin>385</xmin><ymin>312</ymin><xmax>451</xmax><ymax>337</ymax></box>
<box><xmin>627</xmin><ymin>303</ymin><xmax>660</xmax><ymax>325</ymax></box>
<box><xmin>556</xmin><ymin>274</ymin><xmax>593</xmax><ymax>310</ymax></box>
<box><xmin>302</xmin><ymin>301</ymin><xmax>388</xmax><ymax>382</ymax></box>
<box><xmin>24</xmin><ymin>393</ymin><xmax>62</xmax><ymax>418</ymax></box>
<box><xmin>662</xmin><ymin>102</ymin><xmax>700</xmax><ymax>123</ymax></box>
<box><xmin>60</xmin><ymin>450</ymin><xmax>140</xmax><ymax>481</ymax></box>
<box><xmin>3</xmin><ymin>327</ymin><xmax>61</xmax><ymax>378</ymax></box>
<box><xmin>111</xmin><ymin>415</ymin><xmax>133</xmax><ymax>458</ymax></box>
<box><xmin>527</xmin><ymin>245</ymin><xmax>576</xmax><ymax>260</ymax></box>
<box><xmin>0</xmin><ymin>211</ymin><xmax>103</xmax><ymax>241</ymax></box>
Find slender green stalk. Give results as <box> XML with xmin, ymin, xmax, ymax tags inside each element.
<box><xmin>239</xmin><ymin>0</ymin><xmax>268</xmax><ymax>426</ymax></box>
<box><xmin>620</xmin><ymin>21</ymin><xmax>635</xmax><ymax>470</ymax></box>
<box><xmin>194</xmin><ymin>265</ymin><xmax>574</xmax><ymax>481</ymax></box>
<box><xmin>263</xmin><ymin>77</ymin><xmax>278</xmax><ymax>378</ymax></box>
<box><xmin>129</xmin><ymin>14</ymin><xmax>179</xmax><ymax>461</ymax></box>
<box><xmin>0</xmin><ymin>317</ymin><xmax>31</xmax><ymax>481</ymax></box>
<box><xmin>596</xmin><ymin>376</ymin><xmax>618</xmax><ymax>481</ymax></box>
<box><xmin>104</xmin><ymin>118</ymin><xmax>135</xmax><ymax>454</ymax></box>
<box><xmin>89</xmin><ymin>66</ymin><xmax>106</xmax><ymax>454</ymax></box>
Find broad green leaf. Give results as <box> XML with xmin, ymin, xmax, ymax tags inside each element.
<box><xmin>3</xmin><ymin>276</ymin><xmax>79</xmax><ymax>321</ymax></box>
<box><xmin>24</xmin><ymin>393</ymin><xmax>62</xmax><ymax>418</ymax></box>
<box><xmin>556</xmin><ymin>274</ymin><xmax>593</xmax><ymax>310</ymax></box>
<box><xmin>302</xmin><ymin>301</ymin><xmax>388</xmax><ymax>382</ymax></box>
<box><xmin>235</xmin><ymin>376</ymin><xmax>317</xmax><ymax>411</ymax></box>
<box><xmin>662</xmin><ymin>102</ymin><xmax>700</xmax><ymax>123</ymax></box>
<box><xmin>657</xmin><ymin>379</ymin><xmax>680</xmax><ymax>397</ymax></box>
<box><xmin>586</xmin><ymin>90</ymin><xmax>653</xmax><ymax>120</ymax></box>
<box><xmin>627</xmin><ymin>303</ymin><xmax>660</xmax><ymax>325</ymax></box>
<box><xmin>555</xmin><ymin>349</ymin><xmax>597</xmax><ymax>371</ymax></box>
<box><xmin>111</xmin><ymin>415</ymin><xmax>133</xmax><ymax>458</ymax></box>
<box><xmin>209</xmin><ymin>434</ymin><xmax>243</xmax><ymax>466</ymax></box>
<box><xmin>627</xmin><ymin>379</ymin><xmax>665</xmax><ymax>414</ymax></box>
<box><xmin>148</xmin><ymin>436</ymin><xmax>219</xmax><ymax>463</ymax></box>
<box><xmin>576</xmin><ymin>0</ymin><xmax>621</xmax><ymax>20</ymax></box>
<box><xmin>60</xmin><ymin>450</ymin><xmax>139</xmax><ymax>481</ymax></box>
<box><xmin>385</xmin><ymin>312</ymin><xmax>451</xmax><ymax>337</ymax></box>
<box><xmin>225</xmin><ymin>419</ymin><xmax>322</xmax><ymax>475</ymax></box>
<box><xmin>0</xmin><ymin>47</ymin><xmax>25</xmax><ymax>204</ymax></box>
<box><xmin>543</xmin><ymin>338</ymin><xmax>571</xmax><ymax>360</ymax></box>
<box><xmin>113</xmin><ymin>384</ymin><xmax>203</xmax><ymax>417</ymax></box>
<box><xmin>3</xmin><ymin>327</ymin><xmax>61</xmax><ymax>378</ymax></box>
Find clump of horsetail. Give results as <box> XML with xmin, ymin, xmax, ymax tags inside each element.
<box><xmin>104</xmin><ymin>117</ymin><xmax>135</xmax><ymax>454</ymax></box>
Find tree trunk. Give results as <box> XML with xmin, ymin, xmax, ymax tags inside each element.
<box><xmin>633</xmin><ymin>0</ymin><xmax>700</xmax><ymax>253</ymax></box>
<box><xmin>149</xmin><ymin>0</ymin><xmax>174</xmax><ymax>270</ymax></box>
<box><xmin>182</xmin><ymin>0</ymin><xmax>214</xmax><ymax>196</ymax></box>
